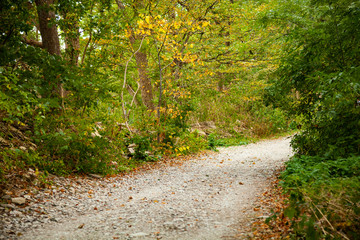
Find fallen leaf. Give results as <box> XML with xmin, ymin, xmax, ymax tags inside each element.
<box><xmin>78</xmin><ymin>223</ymin><xmax>85</xmax><ymax>229</ymax></box>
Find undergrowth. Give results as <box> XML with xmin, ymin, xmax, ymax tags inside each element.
<box><xmin>280</xmin><ymin>155</ymin><xmax>360</xmax><ymax>239</ymax></box>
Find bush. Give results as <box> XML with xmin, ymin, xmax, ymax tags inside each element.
<box><xmin>280</xmin><ymin>155</ymin><xmax>360</xmax><ymax>239</ymax></box>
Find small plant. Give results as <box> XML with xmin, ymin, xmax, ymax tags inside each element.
<box><xmin>280</xmin><ymin>155</ymin><xmax>360</xmax><ymax>239</ymax></box>
<box><xmin>207</xmin><ymin>133</ymin><xmax>249</xmax><ymax>150</ymax></box>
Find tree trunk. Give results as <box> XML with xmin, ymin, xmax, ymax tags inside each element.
<box><xmin>133</xmin><ymin>46</ymin><xmax>155</xmax><ymax>110</ymax></box>
<box><xmin>65</xmin><ymin>31</ymin><xmax>80</xmax><ymax>65</ymax></box>
<box><xmin>35</xmin><ymin>0</ymin><xmax>61</xmax><ymax>56</ymax></box>
<box><xmin>63</xmin><ymin>11</ymin><xmax>80</xmax><ymax>65</ymax></box>
<box><xmin>116</xmin><ymin>0</ymin><xmax>155</xmax><ymax>111</ymax></box>
<box><xmin>35</xmin><ymin>0</ymin><xmax>65</xmax><ymax>107</ymax></box>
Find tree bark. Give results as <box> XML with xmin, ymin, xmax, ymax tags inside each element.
<box><xmin>35</xmin><ymin>0</ymin><xmax>65</xmax><ymax>108</ymax></box>
<box><xmin>63</xmin><ymin>11</ymin><xmax>80</xmax><ymax>65</ymax></box>
<box><xmin>116</xmin><ymin>0</ymin><xmax>154</xmax><ymax>110</ymax></box>
<box><xmin>132</xmin><ymin>44</ymin><xmax>155</xmax><ymax>110</ymax></box>
<box><xmin>35</xmin><ymin>0</ymin><xmax>61</xmax><ymax>56</ymax></box>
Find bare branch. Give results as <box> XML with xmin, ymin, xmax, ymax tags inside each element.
<box><xmin>121</xmin><ymin>36</ymin><xmax>146</xmax><ymax>134</ymax></box>
<box><xmin>128</xmin><ymin>82</ymin><xmax>141</xmax><ymax>117</ymax></box>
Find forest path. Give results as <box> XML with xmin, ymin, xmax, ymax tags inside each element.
<box><xmin>3</xmin><ymin>137</ymin><xmax>292</xmax><ymax>240</ymax></box>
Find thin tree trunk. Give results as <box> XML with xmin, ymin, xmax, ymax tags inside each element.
<box><xmin>129</xmin><ymin>34</ymin><xmax>155</xmax><ymax>111</ymax></box>
<box><xmin>65</xmin><ymin>28</ymin><xmax>80</xmax><ymax>65</ymax></box>
<box><xmin>63</xmin><ymin>11</ymin><xmax>80</xmax><ymax>65</ymax></box>
<box><xmin>126</xmin><ymin>84</ymin><xmax>140</xmax><ymax>106</ymax></box>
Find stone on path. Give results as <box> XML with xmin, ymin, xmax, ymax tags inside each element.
<box><xmin>11</xmin><ymin>197</ymin><xmax>26</xmax><ymax>205</ymax></box>
<box><xmin>130</xmin><ymin>232</ymin><xmax>149</xmax><ymax>237</ymax></box>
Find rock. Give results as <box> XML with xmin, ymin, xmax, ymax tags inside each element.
<box><xmin>88</xmin><ymin>174</ymin><xmax>102</xmax><ymax>179</ymax></box>
<box><xmin>91</xmin><ymin>129</ymin><xmax>102</xmax><ymax>138</ymax></box>
<box><xmin>23</xmin><ymin>195</ymin><xmax>32</xmax><ymax>200</ymax></box>
<box><xmin>0</xmin><ymin>204</ymin><xmax>15</xmax><ymax>209</ymax></box>
<box><xmin>10</xmin><ymin>210</ymin><xmax>22</xmax><ymax>216</ymax></box>
<box><xmin>128</xmin><ymin>143</ymin><xmax>136</xmax><ymax>154</ymax></box>
<box><xmin>191</xmin><ymin>129</ymin><xmax>207</xmax><ymax>137</ymax></box>
<box><xmin>11</xmin><ymin>197</ymin><xmax>26</xmax><ymax>205</ymax></box>
<box><xmin>19</xmin><ymin>146</ymin><xmax>27</xmax><ymax>151</ymax></box>
<box><xmin>130</xmin><ymin>232</ymin><xmax>148</xmax><ymax>237</ymax></box>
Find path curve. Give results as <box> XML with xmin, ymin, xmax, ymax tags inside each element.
<box><xmin>1</xmin><ymin>137</ymin><xmax>293</xmax><ymax>240</ymax></box>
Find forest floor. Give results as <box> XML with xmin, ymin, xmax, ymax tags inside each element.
<box><xmin>1</xmin><ymin>137</ymin><xmax>293</xmax><ymax>240</ymax></box>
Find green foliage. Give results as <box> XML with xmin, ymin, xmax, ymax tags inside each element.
<box><xmin>281</xmin><ymin>155</ymin><xmax>360</xmax><ymax>239</ymax></box>
<box><xmin>207</xmin><ymin>133</ymin><xmax>249</xmax><ymax>150</ymax></box>
<box><xmin>127</xmin><ymin>134</ymin><xmax>156</xmax><ymax>162</ymax></box>
<box><xmin>265</xmin><ymin>0</ymin><xmax>360</xmax><ymax>157</ymax></box>
<box><xmin>0</xmin><ymin>0</ymin><xmax>293</xmax><ymax>186</ymax></box>
<box><xmin>0</xmin><ymin>44</ymin><xmax>63</xmax><ymax>124</ymax></box>
<box><xmin>0</xmin><ymin>149</ymin><xmax>53</xmax><ymax>183</ymax></box>
<box><xmin>262</xmin><ymin>1</ymin><xmax>360</xmax><ymax>238</ymax></box>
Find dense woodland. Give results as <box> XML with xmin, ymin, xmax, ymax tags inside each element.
<box><xmin>1</xmin><ymin>0</ymin><xmax>359</xmax><ymax>239</ymax></box>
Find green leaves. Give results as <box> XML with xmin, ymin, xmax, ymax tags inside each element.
<box><xmin>266</xmin><ymin>0</ymin><xmax>360</xmax><ymax>157</ymax></box>
<box><xmin>280</xmin><ymin>155</ymin><xmax>360</xmax><ymax>239</ymax></box>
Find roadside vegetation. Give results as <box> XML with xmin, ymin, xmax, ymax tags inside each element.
<box><xmin>0</xmin><ymin>0</ymin><xmax>290</xmax><ymax>187</ymax></box>
<box><xmin>261</xmin><ymin>0</ymin><xmax>360</xmax><ymax>239</ymax></box>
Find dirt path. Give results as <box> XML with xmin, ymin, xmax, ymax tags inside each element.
<box><xmin>1</xmin><ymin>137</ymin><xmax>292</xmax><ymax>240</ymax></box>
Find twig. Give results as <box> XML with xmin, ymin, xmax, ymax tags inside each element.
<box><xmin>304</xmin><ymin>194</ymin><xmax>350</xmax><ymax>240</ymax></box>
<box><xmin>126</xmin><ymin>81</ymin><xmax>140</xmax><ymax>118</ymax></box>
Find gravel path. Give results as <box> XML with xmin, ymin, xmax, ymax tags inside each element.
<box><xmin>1</xmin><ymin>137</ymin><xmax>292</xmax><ymax>240</ymax></box>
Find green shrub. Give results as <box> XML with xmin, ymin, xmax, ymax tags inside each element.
<box><xmin>281</xmin><ymin>155</ymin><xmax>360</xmax><ymax>239</ymax></box>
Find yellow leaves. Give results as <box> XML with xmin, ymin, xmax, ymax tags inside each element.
<box><xmin>138</xmin><ymin>19</ymin><xmax>144</xmax><ymax>27</ymax></box>
<box><xmin>125</xmin><ymin>29</ymin><xmax>132</xmax><ymax>39</ymax></box>
<box><xmin>202</xmin><ymin>21</ymin><xmax>210</xmax><ymax>27</ymax></box>
<box><xmin>176</xmin><ymin>146</ymin><xmax>190</xmax><ymax>153</ymax></box>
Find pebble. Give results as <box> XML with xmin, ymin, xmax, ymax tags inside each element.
<box><xmin>130</xmin><ymin>232</ymin><xmax>148</xmax><ymax>237</ymax></box>
<box><xmin>11</xmin><ymin>197</ymin><xmax>26</xmax><ymax>205</ymax></box>
<box><xmin>0</xmin><ymin>204</ymin><xmax>15</xmax><ymax>209</ymax></box>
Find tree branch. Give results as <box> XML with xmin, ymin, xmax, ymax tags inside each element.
<box><xmin>121</xmin><ymin>36</ymin><xmax>146</xmax><ymax>134</ymax></box>
<box><xmin>21</xmin><ymin>36</ymin><xmax>44</xmax><ymax>48</ymax></box>
<box><xmin>81</xmin><ymin>31</ymin><xmax>92</xmax><ymax>65</ymax></box>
